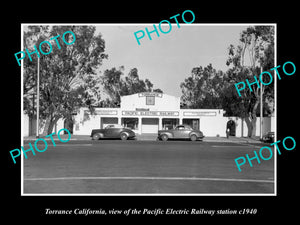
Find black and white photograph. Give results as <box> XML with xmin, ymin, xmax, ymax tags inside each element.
<box><xmin>4</xmin><ymin>4</ymin><xmax>298</xmax><ymax>220</ymax></box>
<box><xmin>21</xmin><ymin>23</ymin><xmax>276</xmax><ymax>195</ymax></box>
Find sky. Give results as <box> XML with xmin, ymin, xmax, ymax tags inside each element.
<box><xmin>95</xmin><ymin>24</ymin><xmax>249</xmax><ymax>98</ymax></box>
<box><xmin>23</xmin><ymin>24</ymin><xmax>250</xmax><ymax>97</ymax></box>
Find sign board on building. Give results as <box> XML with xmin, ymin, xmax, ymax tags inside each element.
<box><xmin>183</xmin><ymin>111</ymin><xmax>217</xmax><ymax>116</ymax></box>
<box><xmin>84</xmin><ymin>110</ymin><xmax>118</xmax><ymax>115</ymax></box>
<box><xmin>136</xmin><ymin>108</ymin><xmax>150</xmax><ymax>111</ymax></box>
<box><xmin>122</xmin><ymin>111</ymin><xmax>179</xmax><ymax>117</ymax></box>
<box><xmin>138</xmin><ymin>92</ymin><xmax>163</xmax><ymax>98</ymax></box>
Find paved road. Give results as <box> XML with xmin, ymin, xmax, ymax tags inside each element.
<box><xmin>23</xmin><ymin>140</ymin><xmax>275</xmax><ymax>194</ymax></box>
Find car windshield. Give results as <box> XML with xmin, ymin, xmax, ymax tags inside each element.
<box><xmin>105</xmin><ymin>124</ymin><xmax>124</xmax><ymax>129</ymax></box>
<box><xmin>176</xmin><ymin>125</ymin><xmax>192</xmax><ymax>130</ymax></box>
<box><xmin>184</xmin><ymin>125</ymin><xmax>193</xmax><ymax>130</ymax></box>
<box><xmin>176</xmin><ymin>126</ymin><xmax>185</xmax><ymax>130</ymax></box>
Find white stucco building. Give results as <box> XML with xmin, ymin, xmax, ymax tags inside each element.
<box><xmin>73</xmin><ymin>92</ymin><xmax>227</xmax><ymax>136</ymax></box>
<box><xmin>23</xmin><ymin>92</ymin><xmax>274</xmax><ymax>137</ymax></box>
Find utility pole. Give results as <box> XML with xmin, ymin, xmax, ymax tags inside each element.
<box><xmin>36</xmin><ymin>57</ymin><xmax>40</xmax><ymax>138</ymax></box>
<box><xmin>260</xmin><ymin>66</ymin><xmax>263</xmax><ymax>140</ymax></box>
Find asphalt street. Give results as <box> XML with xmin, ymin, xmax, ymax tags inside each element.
<box><xmin>23</xmin><ymin>139</ymin><xmax>275</xmax><ymax>194</ymax></box>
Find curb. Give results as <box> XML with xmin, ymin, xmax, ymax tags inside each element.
<box><xmin>23</xmin><ymin>136</ymin><xmax>262</xmax><ymax>143</ymax></box>
<box><xmin>23</xmin><ymin>138</ymin><xmax>78</xmax><ymax>141</ymax></box>
<box><xmin>204</xmin><ymin>139</ymin><xmax>261</xmax><ymax>144</ymax></box>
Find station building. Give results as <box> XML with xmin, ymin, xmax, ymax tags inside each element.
<box><xmin>73</xmin><ymin>92</ymin><xmax>227</xmax><ymax>136</ymax></box>
<box><xmin>23</xmin><ymin>92</ymin><xmax>274</xmax><ymax>137</ymax></box>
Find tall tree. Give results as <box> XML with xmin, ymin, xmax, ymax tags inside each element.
<box><xmin>101</xmin><ymin>66</ymin><xmax>124</xmax><ymax>105</ymax></box>
<box><xmin>101</xmin><ymin>67</ymin><xmax>163</xmax><ymax>107</ymax></box>
<box><xmin>23</xmin><ymin>25</ymin><xmax>108</xmax><ymax>135</ymax></box>
<box><xmin>225</xmin><ymin>26</ymin><xmax>275</xmax><ymax>137</ymax></box>
<box><xmin>180</xmin><ymin>64</ymin><xmax>224</xmax><ymax>109</ymax></box>
<box><xmin>179</xmin><ymin>26</ymin><xmax>274</xmax><ymax>137</ymax></box>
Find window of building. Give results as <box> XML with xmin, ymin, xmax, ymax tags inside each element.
<box><xmin>146</xmin><ymin>96</ymin><xmax>155</xmax><ymax>105</ymax></box>
<box><xmin>183</xmin><ymin>118</ymin><xmax>200</xmax><ymax>130</ymax></box>
<box><xmin>162</xmin><ymin>118</ymin><xmax>179</xmax><ymax>130</ymax></box>
<box><xmin>122</xmin><ymin>118</ymin><xmax>139</xmax><ymax>130</ymax></box>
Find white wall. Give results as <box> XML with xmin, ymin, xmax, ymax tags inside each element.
<box><xmin>200</xmin><ymin>116</ymin><xmax>227</xmax><ymax>137</ymax></box>
<box><xmin>23</xmin><ymin>108</ymin><xmax>275</xmax><ymax>138</ymax></box>
<box><xmin>228</xmin><ymin>116</ymin><xmax>275</xmax><ymax>137</ymax></box>
<box><xmin>23</xmin><ymin>113</ymin><xmax>29</xmax><ymax>137</ymax></box>
<box><xmin>23</xmin><ymin>113</ymin><xmax>68</xmax><ymax>137</ymax></box>
<box><xmin>73</xmin><ymin>109</ymin><xmax>102</xmax><ymax>135</ymax></box>
<box><xmin>198</xmin><ymin>116</ymin><xmax>275</xmax><ymax>137</ymax></box>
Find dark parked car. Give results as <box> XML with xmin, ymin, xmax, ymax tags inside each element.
<box><xmin>157</xmin><ymin>125</ymin><xmax>204</xmax><ymax>141</ymax></box>
<box><xmin>261</xmin><ymin>131</ymin><xmax>275</xmax><ymax>143</ymax></box>
<box><xmin>91</xmin><ymin>125</ymin><xmax>136</xmax><ymax>140</ymax></box>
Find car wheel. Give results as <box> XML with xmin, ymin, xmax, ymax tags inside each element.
<box><xmin>120</xmin><ymin>133</ymin><xmax>128</xmax><ymax>141</ymax></box>
<box><xmin>190</xmin><ymin>134</ymin><xmax>197</xmax><ymax>141</ymax></box>
<box><xmin>92</xmin><ymin>133</ymin><xmax>100</xmax><ymax>140</ymax></box>
<box><xmin>161</xmin><ymin>134</ymin><xmax>168</xmax><ymax>141</ymax></box>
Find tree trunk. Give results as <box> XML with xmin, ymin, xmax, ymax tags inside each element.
<box><xmin>47</xmin><ymin>116</ymin><xmax>61</xmax><ymax>134</ymax></box>
<box><xmin>241</xmin><ymin>117</ymin><xmax>244</xmax><ymax>137</ymax></box>
<box><xmin>251</xmin><ymin>116</ymin><xmax>257</xmax><ymax>137</ymax></box>
<box><xmin>251</xmin><ymin>99</ymin><xmax>259</xmax><ymax>137</ymax></box>
<box><xmin>41</xmin><ymin>117</ymin><xmax>51</xmax><ymax>136</ymax></box>
<box><xmin>41</xmin><ymin>115</ymin><xmax>61</xmax><ymax>136</ymax></box>
<box><xmin>244</xmin><ymin>116</ymin><xmax>252</xmax><ymax>137</ymax></box>
<box><xmin>244</xmin><ymin>99</ymin><xmax>259</xmax><ymax>138</ymax></box>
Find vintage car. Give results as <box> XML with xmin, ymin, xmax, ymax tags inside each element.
<box><xmin>261</xmin><ymin>131</ymin><xmax>275</xmax><ymax>143</ymax></box>
<box><xmin>157</xmin><ymin>125</ymin><xmax>204</xmax><ymax>141</ymax></box>
<box><xmin>90</xmin><ymin>124</ymin><xmax>136</xmax><ymax>140</ymax></box>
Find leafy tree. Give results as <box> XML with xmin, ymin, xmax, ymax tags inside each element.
<box><xmin>179</xmin><ymin>26</ymin><xmax>274</xmax><ymax>137</ymax></box>
<box><xmin>180</xmin><ymin>64</ymin><xmax>225</xmax><ymax>109</ymax></box>
<box><xmin>101</xmin><ymin>66</ymin><xmax>124</xmax><ymax>106</ymax></box>
<box><xmin>101</xmin><ymin>67</ymin><xmax>163</xmax><ymax>107</ymax></box>
<box><xmin>225</xmin><ymin>26</ymin><xmax>275</xmax><ymax>137</ymax></box>
<box><xmin>23</xmin><ymin>25</ymin><xmax>108</xmax><ymax>135</ymax></box>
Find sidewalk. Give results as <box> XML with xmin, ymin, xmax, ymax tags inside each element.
<box><xmin>23</xmin><ymin>134</ymin><xmax>262</xmax><ymax>143</ymax></box>
<box><xmin>23</xmin><ymin>135</ymin><xmax>90</xmax><ymax>141</ymax></box>
<box><xmin>204</xmin><ymin>136</ymin><xmax>261</xmax><ymax>143</ymax></box>
<box><xmin>136</xmin><ymin>134</ymin><xmax>262</xmax><ymax>143</ymax></box>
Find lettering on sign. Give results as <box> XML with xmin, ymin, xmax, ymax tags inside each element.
<box><xmin>183</xmin><ymin>111</ymin><xmax>217</xmax><ymax>116</ymax></box>
<box><xmin>84</xmin><ymin>110</ymin><xmax>118</xmax><ymax>115</ymax></box>
<box><xmin>136</xmin><ymin>108</ymin><xmax>150</xmax><ymax>111</ymax></box>
<box><xmin>122</xmin><ymin>111</ymin><xmax>179</xmax><ymax>116</ymax></box>
<box><xmin>138</xmin><ymin>92</ymin><xmax>163</xmax><ymax>98</ymax></box>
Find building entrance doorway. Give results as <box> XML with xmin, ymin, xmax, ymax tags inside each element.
<box><xmin>142</xmin><ymin>118</ymin><xmax>159</xmax><ymax>133</ymax></box>
<box><xmin>226</xmin><ymin>120</ymin><xmax>236</xmax><ymax>136</ymax></box>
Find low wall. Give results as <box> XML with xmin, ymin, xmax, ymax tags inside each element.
<box><xmin>197</xmin><ymin>116</ymin><xmax>274</xmax><ymax>137</ymax></box>
<box><xmin>227</xmin><ymin>116</ymin><xmax>275</xmax><ymax>137</ymax></box>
